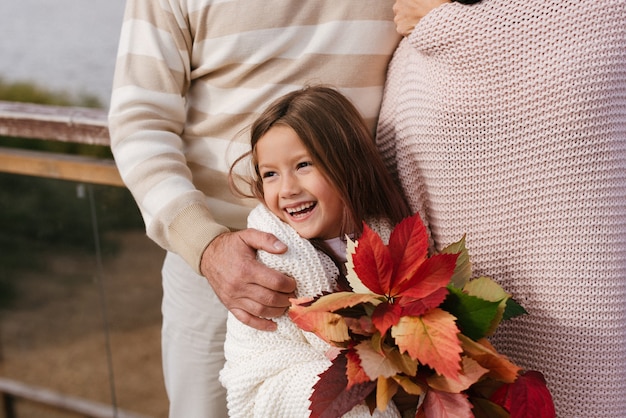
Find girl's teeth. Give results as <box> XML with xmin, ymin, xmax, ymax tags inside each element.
<box><xmin>287</xmin><ymin>202</ymin><xmax>315</xmax><ymax>215</ymax></box>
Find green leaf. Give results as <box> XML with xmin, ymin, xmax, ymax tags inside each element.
<box><xmin>503</xmin><ymin>298</ymin><xmax>528</xmax><ymax>320</ymax></box>
<box><xmin>442</xmin><ymin>286</ymin><xmax>502</xmax><ymax>340</ymax></box>
<box><xmin>462</xmin><ymin>276</ymin><xmax>513</xmax><ymax>335</ymax></box>
<box><xmin>441</xmin><ymin>234</ymin><xmax>472</xmax><ymax>288</ymax></box>
<box><xmin>470</xmin><ymin>396</ymin><xmax>511</xmax><ymax>418</ymax></box>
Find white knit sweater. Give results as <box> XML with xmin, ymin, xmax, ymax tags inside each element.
<box><xmin>220</xmin><ymin>205</ymin><xmax>400</xmax><ymax>418</ymax></box>
<box><xmin>377</xmin><ymin>1</ymin><xmax>626</xmax><ymax>416</ymax></box>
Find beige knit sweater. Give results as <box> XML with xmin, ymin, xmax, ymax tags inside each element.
<box><xmin>108</xmin><ymin>0</ymin><xmax>399</xmax><ymax>273</ymax></box>
<box><xmin>377</xmin><ymin>1</ymin><xmax>626</xmax><ymax>416</ymax></box>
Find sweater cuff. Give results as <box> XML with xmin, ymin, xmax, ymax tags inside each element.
<box><xmin>168</xmin><ymin>203</ymin><xmax>230</xmax><ymax>275</ymax></box>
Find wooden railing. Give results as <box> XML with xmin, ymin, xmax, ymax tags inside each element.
<box><xmin>0</xmin><ymin>378</ymin><xmax>148</xmax><ymax>418</ymax></box>
<box><xmin>0</xmin><ymin>100</ymin><xmax>123</xmax><ymax>186</ymax></box>
<box><xmin>0</xmin><ymin>101</ymin><xmax>146</xmax><ymax>417</ymax></box>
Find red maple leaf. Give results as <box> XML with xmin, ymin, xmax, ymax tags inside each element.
<box><xmin>309</xmin><ymin>352</ymin><xmax>376</xmax><ymax>418</ymax></box>
<box><xmin>490</xmin><ymin>370</ymin><xmax>556</xmax><ymax>418</ymax></box>
<box><xmin>350</xmin><ymin>214</ymin><xmax>459</xmax><ymax>335</ymax></box>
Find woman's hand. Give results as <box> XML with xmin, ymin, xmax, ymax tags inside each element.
<box><xmin>393</xmin><ymin>0</ymin><xmax>450</xmax><ymax>36</ymax></box>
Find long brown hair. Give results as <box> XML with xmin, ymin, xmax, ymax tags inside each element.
<box><xmin>230</xmin><ymin>85</ymin><xmax>410</xmax><ymax>238</ymax></box>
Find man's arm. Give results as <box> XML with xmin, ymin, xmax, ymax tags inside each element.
<box><xmin>109</xmin><ymin>0</ymin><xmax>295</xmax><ymax>330</ymax></box>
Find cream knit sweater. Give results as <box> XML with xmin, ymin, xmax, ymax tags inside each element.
<box><xmin>377</xmin><ymin>1</ymin><xmax>626</xmax><ymax>416</ymax></box>
<box><xmin>220</xmin><ymin>205</ymin><xmax>399</xmax><ymax>418</ymax></box>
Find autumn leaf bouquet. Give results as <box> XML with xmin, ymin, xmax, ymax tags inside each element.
<box><xmin>289</xmin><ymin>213</ymin><xmax>555</xmax><ymax>418</ymax></box>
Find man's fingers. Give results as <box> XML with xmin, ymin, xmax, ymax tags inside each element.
<box><xmin>230</xmin><ymin>308</ymin><xmax>278</xmax><ymax>332</ymax></box>
<box><xmin>233</xmin><ymin>282</ymin><xmax>294</xmax><ymax>313</ymax></box>
<box><xmin>238</xmin><ymin>228</ymin><xmax>287</xmax><ymax>254</ymax></box>
<box><xmin>242</xmin><ymin>262</ymin><xmax>297</xmax><ymax>297</ymax></box>
<box><xmin>200</xmin><ymin>229</ymin><xmax>296</xmax><ymax>331</ymax></box>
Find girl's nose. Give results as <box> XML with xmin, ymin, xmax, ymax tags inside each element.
<box><xmin>279</xmin><ymin>173</ymin><xmax>300</xmax><ymax>197</ymax></box>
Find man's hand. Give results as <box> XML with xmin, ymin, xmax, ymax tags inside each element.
<box><xmin>393</xmin><ymin>0</ymin><xmax>450</xmax><ymax>36</ymax></box>
<box><xmin>200</xmin><ymin>228</ymin><xmax>296</xmax><ymax>331</ymax></box>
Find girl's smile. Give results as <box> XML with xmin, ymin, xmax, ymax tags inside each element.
<box><xmin>256</xmin><ymin>125</ymin><xmax>344</xmax><ymax>240</ymax></box>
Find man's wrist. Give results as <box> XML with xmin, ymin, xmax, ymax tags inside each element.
<box><xmin>168</xmin><ymin>203</ymin><xmax>230</xmax><ymax>274</ymax></box>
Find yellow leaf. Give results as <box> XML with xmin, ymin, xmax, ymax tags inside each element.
<box><xmin>463</xmin><ymin>276</ymin><xmax>509</xmax><ymax>303</ymax></box>
<box><xmin>345</xmin><ymin>236</ymin><xmax>374</xmax><ymax>294</ymax></box>
<box><xmin>376</xmin><ymin>376</ymin><xmax>399</xmax><ymax>412</ymax></box>
<box><xmin>391</xmin><ymin>309</ymin><xmax>463</xmax><ymax>380</ymax></box>
<box><xmin>393</xmin><ymin>375</ymin><xmax>425</xmax><ymax>396</ymax></box>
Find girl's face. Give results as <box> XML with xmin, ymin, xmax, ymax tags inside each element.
<box><xmin>256</xmin><ymin>125</ymin><xmax>345</xmax><ymax>240</ymax></box>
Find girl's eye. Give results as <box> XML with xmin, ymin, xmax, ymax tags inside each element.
<box><xmin>261</xmin><ymin>171</ymin><xmax>277</xmax><ymax>179</ymax></box>
<box><xmin>297</xmin><ymin>161</ymin><xmax>313</xmax><ymax>170</ymax></box>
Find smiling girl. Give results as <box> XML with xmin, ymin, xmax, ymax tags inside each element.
<box><xmin>219</xmin><ymin>86</ymin><xmax>411</xmax><ymax>417</ymax></box>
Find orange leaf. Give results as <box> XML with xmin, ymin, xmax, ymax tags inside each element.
<box><xmin>355</xmin><ymin>340</ymin><xmax>402</xmax><ymax>380</ymax></box>
<box><xmin>289</xmin><ymin>292</ymin><xmax>382</xmax><ymax>345</ymax></box>
<box><xmin>391</xmin><ymin>309</ymin><xmax>462</xmax><ymax>380</ymax></box>
<box><xmin>427</xmin><ymin>356</ymin><xmax>489</xmax><ymax>393</ymax></box>
<box><xmin>288</xmin><ymin>306</ymin><xmax>349</xmax><ymax>345</ymax></box>
<box><xmin>291</xmin><ymin>292</ymin><xmax>381</xmax><ymax>313</ymax></box>
<box><xmin>421</xmin><ymin>389</ymin><xmax>473</xmax><ymax>418</ymax></box>
<box><xmin>459</xmin><ymin>335</ymin><xmax>521</xmax><ymax>383</ymax></box>
<box><xmin>345</xmin><ymin>348</ymin><xmax>371</xmax><ymax>389</ymax></box>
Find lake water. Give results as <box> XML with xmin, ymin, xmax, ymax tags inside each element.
<box><xmin>0</xmin><ymin>0</ymin><xmax>127</xmax><ymax>108</ymax></box>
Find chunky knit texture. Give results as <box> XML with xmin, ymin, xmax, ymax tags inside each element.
<box><xmin>108</xmin><ymin>0</ymin><xmax>400</xmax><ymax>273</ymax></box>
<box><xmin>220</xmin><ymin>205</ymin><xmax>399</xmax><ymax>417</ymax></box>
<box><xmin>377</xmin><ymin>1</ymin><xmax>626</xmax><ymax>416</ymax></box>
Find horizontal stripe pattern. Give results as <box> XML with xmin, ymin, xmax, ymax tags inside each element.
<box><xmin>109</xmin><ymin>0</ymin><xmax>399</xmax><ymax>269</ymax></box>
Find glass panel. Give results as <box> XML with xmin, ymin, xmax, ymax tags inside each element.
<box><xmin>0</xmin><ymin>173</ymin><xmax>168</xmax><ymax>417</ymax></box>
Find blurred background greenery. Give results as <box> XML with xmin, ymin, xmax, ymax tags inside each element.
<box><xmin>0</xmin><ymin>78</ymin><xmax>144</xmax><ymax>309</ymax></box>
